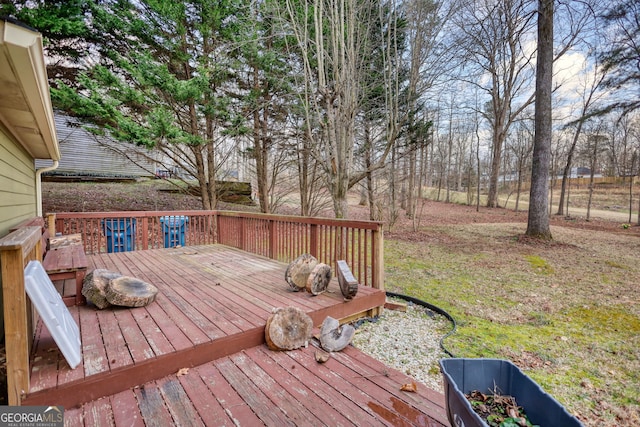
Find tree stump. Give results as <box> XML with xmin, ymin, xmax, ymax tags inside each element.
<box><xmin>105</xmin><ymin>276</ymin><xmax>158</xmax><ymax>307</ymax></box>
<box><xmin>284</xmin><ymin>254</ymin><xmax>318</xmax><ymax>291</ymax></box>
<box><xmin>82</xmin><ymin>269</ymin><xmax>122</xmax><ymax>309</ymax></box>
<box><xmin>337</xmin><ymin>260</ymin><xmax>358</xmax><ymax>300</ymax></box>
<box><xmin>319</xmin><ymin>316</ymin><xmax>355</xmax><ymax>352</ymax></box>
<box><xmin>265</xmin><ymin>307</ymin><xmax>313</xmax><ymax>351</ymax></box>
<box><xmin>306</xmin><ymin>263</ymin><xmax>331</xmax><ymax>296</ymax></box>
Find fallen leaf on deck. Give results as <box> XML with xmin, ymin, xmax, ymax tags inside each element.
<box><xmin>400</xmin><ymin>381</ymin><xmax>417</xmax><ymax>392</ymax></box>
<box><xmin>315</xmin><ymin>349</ymin><xmax>330</xmax><ymax>363</ymax></box>
<box><xmin>176</xmin><ymin>367</ymin><xmax>189</xmax><ymax>376</ymax></box>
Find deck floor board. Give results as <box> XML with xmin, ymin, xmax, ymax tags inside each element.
<box><xmin>24</xmin><ymin>244</ymin><xmax>447</xmax><ymax>426</ymax></box>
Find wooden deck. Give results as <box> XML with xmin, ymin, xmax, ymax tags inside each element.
<box><xmin>26</xmin><ymin>244</ymin><xmax>448</xmax><ymax>426</ymax></box>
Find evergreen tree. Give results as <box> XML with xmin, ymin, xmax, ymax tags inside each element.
<box><xmin>0</xmin><ymin>0</ymin><xmax>94</xmax><ymax>85</ymax></box>
<box><xmin>48</xmin><ymin>0</ymin><xmax>248</xmax><ymax>209</ymax></box>
<box><xmin>599</xmin><ymin>0</ymin><xmax>640</xmax><ymax>115</ymax></box>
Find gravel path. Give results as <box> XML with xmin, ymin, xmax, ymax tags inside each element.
<box><xmin>351</xmin><ymin>299</ymin><xmax>452</xmax><ymax>392</ymax></box>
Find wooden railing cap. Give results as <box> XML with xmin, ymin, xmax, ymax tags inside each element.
<box><xmin>0</xmin><ymin>226</ymin><xmax>42</xmax><ymax>253</ymax></box>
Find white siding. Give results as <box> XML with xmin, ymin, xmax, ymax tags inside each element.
<box><xmin>35</xmin><ymin>114</ymin><xmax>157</xmax><ymax>177</ymax></box>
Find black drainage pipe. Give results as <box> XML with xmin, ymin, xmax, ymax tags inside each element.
<box><xmin>385</xmin><ymin>291</ymin><xmax>457</xmax><ymax>358</ymax></box>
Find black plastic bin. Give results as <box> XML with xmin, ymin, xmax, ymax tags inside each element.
<box><xmin>439</xmin><ymin>358</ymin><xmax>583</xmax><ymax>427</ymax></box>
<box><xmin>102</xmin><ymin>218</ymin><xmax>136</xmax><ymax>253</ymax></box>
<box><xmin>160</xmin><ymin>215</ymin><xmax>189</xmax><ymax>248</ymax></box>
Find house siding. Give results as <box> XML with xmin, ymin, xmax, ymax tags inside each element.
<box><xmin>0</xmin><ymin>127</ymin><xmax>37</xmax><ymax>238</ymax></box>
<box><xmin>0</xmin><ymin>125</ymin><xmax>38</xmax><ymax>342</ymax></box>
<box><xmin>35</xmin><ymin>114</ymin><xmax>157</xmax><ymax>177</ymax></box>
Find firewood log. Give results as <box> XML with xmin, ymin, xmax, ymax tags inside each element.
<box><xmin>82</xmin><ymin>269</ymin><xmax>122</xmax><ymax>309</ymax></box>
<box><xmin>306</xmin><ymin>263</ymin><xmax>331</xmax><ymax>296</ymax></box>
<box><xmin>105</xmin><ymin>276</ymin><xmax>158</xmax><ymax>307</ymax></box>
<box><xmin>265</xmin><ymin>307</ymin><xmax>313</xmax><ymax>351</ymax></box>
<box><xmin>284</xmin><ymin>254</ymin><xmax>318</xmax><ymax>291</ymax></box>
<box><xmin>337</xmin><ymin>260</ymin><xmax>358</xmax><ymax>300</ymax></box>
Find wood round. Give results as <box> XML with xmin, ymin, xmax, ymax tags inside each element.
<box><xmin>306</xmin><ymin>263</ymin><xmax>331</xmax><ymax>296</ymax></box>
<box><xmin>284</xmin><ymin>253</ymin><xmax>318</xmax><ymax>291</ymax></box>
<box><xmin>265</xmin><ymin>307</ymin><xmax>313</xmax><ymax>351</ymax></box>
<box><xmin>106</xmin><ymin>276</ymin><xmax>158</xmax><ymax>307</ymax></box>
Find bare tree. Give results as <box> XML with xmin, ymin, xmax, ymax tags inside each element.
<box><xmin>277</xmin><ymin>0</ymin><xmax>453</xmax><ymax>218</ymax></box>
<box><xmin>277</xmin><ymin>0</ymin><xmax>373</xmax><ymax>217</ymax></box>
<box><xmin>508</xmin><ymin>118</ymin><xmax>534</xmax><ymax>211</ymax></box>
<box><xmin>453</xmin><ymin>0</ymin><xmax>537</xmax><ymax>208</ymax></box>
<box><xmin>526</xmin><ymin>0</ymin><xmax>553</xmax><ymax>238</ymax></box>
<box><xmin>582</xmin><ymin>128</ymin><xmax>608</xmax><ymax>220</ymax></box>
<box><xmin>556</xmin><ymin>58</ymin><xmax>607</xmax><ymax>215</ymax></box>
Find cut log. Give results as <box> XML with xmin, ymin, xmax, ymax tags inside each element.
<box><xmin>105</xmin><ymin>276</ymin><xmax>159</xmax><ymax>307</ymax></box>
<box><xmin>337</xmin><ymin>260</ymin><xmax>358</xmax><ymax>300</ymax></box>
<box><xmin>306</xmin><ymin>263</ymin><xmax>331</xmax><ymax>296</ymax></box>
<box><xmin>284</xmin><ymin>254</ymin><xmax>318</xmax><ymax>292</ymax></box>
<box><xmin>319</xmin><ymin>316</ymin><xmax>355</xmax><ymax>352</ymax></box>
<box><xmin>82</xmin><ymin>269</ymin><xmax>122</xmax><ymax>309</ymax></box>
<box><xmin>265</xmin><ymin>307</ymin><xmax>313</xmax><ymax>351</ymax></box>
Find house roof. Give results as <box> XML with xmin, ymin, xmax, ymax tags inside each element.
<box><xmin>0</xmin><ymin>18</ymin><xmax>59</xmax><ymax>160</ymax></box>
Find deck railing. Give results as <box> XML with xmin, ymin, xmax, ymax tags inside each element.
<box><xmin>52</xmin><ymin>211</ymin><xmax>384</xmax><ymax>290</ymax></box>
<box><xmin>0</xmin><ymin>225</ymin><xmax>42</xmax><ymax>405</ymax></box>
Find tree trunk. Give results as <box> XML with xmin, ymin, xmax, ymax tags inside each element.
<box><xmin>487</xmin><ymin>121</ymin><xmax>506</xmax><ymax>208</ymax></box>
<box><xmin>515</xmin><ymin>171</ymin><xmax>523</xmax><ymax>212</ymax></box>
<box><xmin>253</xmin><ymin>103</ymin><xmax>271</xmax><ymax>214</ymax></box>
<box><xmin>407</xmin><ymin>150</ymin><xmax>416</xmax><ymax>218</ymax></box>
<box><xmin>637</xmin><ymin>183</ymin><xmax>640</xmax><ymax>226</ymax></box>
<box><xmin>297</xmin><ymin>129</ymin><xmax>313</xmax><ymax>217</ymax></box>
<box><xmin>557</xmin><ymin>130</ymin><xmax>583</xmax><ymax>217</ymax></box>
<box><xmin>628</xmin><ymin>152</ymin><xmax>636</xmax><ymax>224</ymax></box>
<box><xmin>586</xmin><ymin>136</ymin><xmax>601</xmax><ymax>221</ymax></box>
<box><xmin>526</xmin><ymin>0</ymin><xmax>553</xmax><ymax>239</ymax></box>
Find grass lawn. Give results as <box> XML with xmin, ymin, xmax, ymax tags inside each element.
<box><xmin>384</xmin><ymin>222</ymin><xmax>639</xmax><ymax>426</ymax></box>
<box><xmin>39</xmin><ymin>179</ymin><xmax>639</xmax><ymax>425</ymax></box>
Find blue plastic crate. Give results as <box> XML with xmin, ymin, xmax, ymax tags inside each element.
<box><xmin>102</xmin><ymin>218</ymin><xmax>136</xmax><ymax>253</ymax></box>
<box><xmin>160</xmin><ymin>215</ymin><xmax>189</xmax><ymax>248</ymax></box>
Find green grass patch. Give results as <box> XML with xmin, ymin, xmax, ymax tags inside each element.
<box><xmin>384</xmin><ymin>231</ymin><xmax>640</xmax><ymax>424</ymax></box>
<box><xmin>524</xmin><ymin>255</ymin><xmax>554</xmax><ymax>275</ymax></box>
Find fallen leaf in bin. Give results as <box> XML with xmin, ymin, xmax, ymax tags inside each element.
<box><xmin>400</xmin><ymin>381</ymin><xmax>417</xmax><ymax>392</ymax></box>
<box><xmin>177</xmin><ymin>367</ymin><xmax>189</xmax><ymax>376</ymax></box>
<box><xmin>507</xmin><ymin>406</ymin><xmax>520</xmax><ymax>419</ymax></box>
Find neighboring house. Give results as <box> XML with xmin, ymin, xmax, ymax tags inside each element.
<box><xmin>35</xmin><ymin>113</ymin><xmax>157</xmax><ymax>179</ymax></box>
<box><xmin>0</xmin><ymin>18</ymin><xmax>60</xmax><ymax>338</ymax></box>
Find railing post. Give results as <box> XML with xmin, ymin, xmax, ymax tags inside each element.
<box><xmin>372</xmin><ymin>224</ymin><xmax>384</xmax><ymax>284</ymax></box>
<box><xmin>309</xmin><ymin>224</ymin><xmax>319</xmax><ymax>259</ymax></box>
<box><xmin>141</xmin><ymin>216</ymin><xmax>149</xmax><ymax>250</ymax></box>
<box><xmin>369</xmin><ymin>224</ymin><xmax>384</xmax><ymax>316</ymax></box>
<box><xmin>46</xmin><ymin>213</ymin><xmax>56</xmax><ymax>235</ymax></box>
<box><xmin>212</xmin><ymin>212</ymin><xmax>218</xmax><ymax>244</ymax></box>
<box><xmin>1</xmin><ymin>247</ymin><xmax>28</xmax><ymax>405</ymax></box>
<box><xmin>0</xmin><ymin>226</ymin><xmax>41</xmax><ymax>405</ymax></box>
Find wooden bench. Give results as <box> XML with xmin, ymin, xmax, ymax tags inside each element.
<box><xmin>11</xmin><ymin>218</ymin><xmax>88</xmax><ymax>306</ymax></box>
